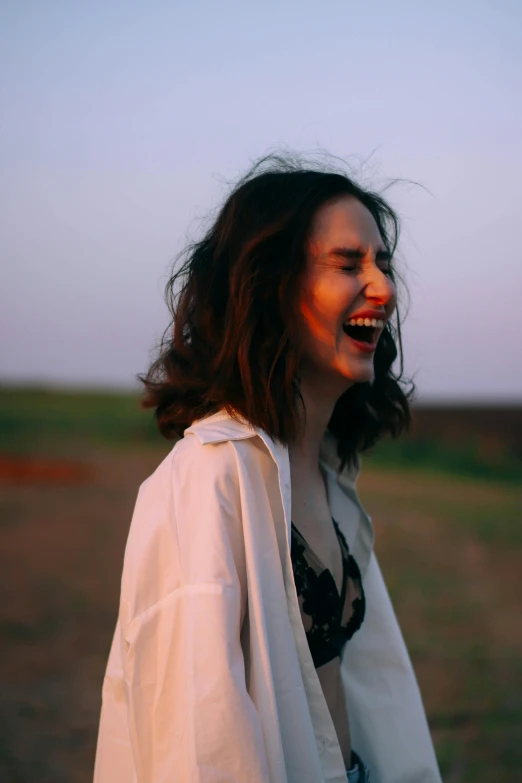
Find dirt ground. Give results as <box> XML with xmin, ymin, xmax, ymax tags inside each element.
<box><xmin>1</xmin><ymin>444</ymin><xmax>521</xmax><ymax>782</ymax></box>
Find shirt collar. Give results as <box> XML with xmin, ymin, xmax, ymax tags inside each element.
<box><xmin>184</xmin><ymin>407</ymin><xmax>360</xmax><ymax>486</ymax></box>
<box><xmin>184</xmin><ymin>408</ymin><xmax>374</xmax><ymax>576</ymax></box>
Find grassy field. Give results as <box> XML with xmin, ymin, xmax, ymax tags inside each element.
<box><xmin>1</xmin><ymin>388</ymin><xmax>521</xmax><ymax>782</ymax></box>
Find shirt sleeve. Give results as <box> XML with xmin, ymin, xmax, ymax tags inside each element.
<box><xmin>119</xmin><ymin>437</ymin><xmax>271</xmax><ymax>783</ymax></box>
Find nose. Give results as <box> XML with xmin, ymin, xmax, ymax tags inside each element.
<box><xmin>362</xmin><ymin>264</ymin><xmax>396</xmax><ymax>306</ymax></box>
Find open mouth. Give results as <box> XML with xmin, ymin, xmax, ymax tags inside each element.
<box><xmin>342</xmin><ymin>323</ymin><xmax>377</xmax><ymax>344</ymax></box>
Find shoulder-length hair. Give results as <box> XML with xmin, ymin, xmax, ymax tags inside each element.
<box><xmin>139</xmin><ymin>152</ymin><xmax>415</xmax><ymax>473</ymax></box>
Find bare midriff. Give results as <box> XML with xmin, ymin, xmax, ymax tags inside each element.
<box><xmin>317</xmin><ymin>658</ymin><xmax>352</xmax><ymax>768</ymax></box>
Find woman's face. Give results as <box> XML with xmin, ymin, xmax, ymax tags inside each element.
<box><xmin>295</xmin><ymin>195</ymin><xmax>397</xmax><ymax>391</ymax></box>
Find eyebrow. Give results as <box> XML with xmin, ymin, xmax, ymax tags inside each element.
<box><xmin>330</xmin><ymin>246</ymin><xmax>392</xmax><ymax>262</ymax></box>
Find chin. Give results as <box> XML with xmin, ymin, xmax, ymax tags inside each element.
<box><xmin>347</xmin><ymin>368</ymin><xmax>374</xmax><ymax>385</ymax></box>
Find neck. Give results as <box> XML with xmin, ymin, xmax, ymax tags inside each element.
<box><xmin>288</xmin><ymin>374</ymin><xmax>349</xmax><ymax>478</ymax></box>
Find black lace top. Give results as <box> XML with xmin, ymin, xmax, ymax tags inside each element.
<box><xmin>290</xmin><ymin>517</ymin><xmax>365</xmax><ymax>669</ymax></box>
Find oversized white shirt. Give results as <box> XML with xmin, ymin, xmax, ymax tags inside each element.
<box><xmin>93</xmin><ymin>408</ymin><xmax>442</xmax><ymax>783</ymax></box>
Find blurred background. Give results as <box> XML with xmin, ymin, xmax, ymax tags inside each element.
<box><xmin>1</xmin><ymin>2</ymin><xmax>521</xmax><ymax>781</ymax></box>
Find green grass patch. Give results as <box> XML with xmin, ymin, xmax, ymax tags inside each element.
<box><xmin>364</xmin><ymin>434</ymin><xmax>522</xmax><ymax>485</ymax></box>
<box><xmin>0</xmin><ymin>385</ymin><xmax>162</xmax><ymax>453</ymax></box>
<box><xmin>1</xmin><ymin>386</ymin><xmax>521</xmax><ymax>486</ymax></box>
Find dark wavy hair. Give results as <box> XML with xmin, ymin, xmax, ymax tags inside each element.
<box><xmin>139</xmin><ymin>152</ymin><xmax>415</xmax><ymax>473</ymax></box>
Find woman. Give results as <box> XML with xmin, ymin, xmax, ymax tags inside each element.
<box><xmin>94</xmin><ymin>153</ymin><xmax>442</xmax><ymax>782</ymax></box>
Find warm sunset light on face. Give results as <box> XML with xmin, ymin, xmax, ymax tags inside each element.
<box><xmin>296</xmin><ymin>196</ymin><xmax>397</xmax><ymax>392</ymax></box>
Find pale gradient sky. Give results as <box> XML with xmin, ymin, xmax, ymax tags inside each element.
<box><xmin>1</xmin><ymin>0</ymin><xmax>521</xmax><ymax>401</ymax></box>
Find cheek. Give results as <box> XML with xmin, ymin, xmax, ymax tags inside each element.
<box><xmin>304</xmin><ymin>278</ymin><xmax>350</xmax><ymax>323</ymax></box>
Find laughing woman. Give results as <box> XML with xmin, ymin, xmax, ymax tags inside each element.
<box><xmin>94</xmin><ymin>153</ymin><xmax>442</xmax><ymax>783</ymax></box>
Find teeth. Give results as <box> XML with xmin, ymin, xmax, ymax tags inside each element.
<box><xmin>345</xmin><ymin>318</ymin><xmax>384</xmax><ymax>328</ymax></box>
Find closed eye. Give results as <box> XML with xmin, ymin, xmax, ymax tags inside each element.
<box><xmin>342</xmin><ymin>266</ymin><xmax>393</xmax><ymax>276</ymax></box>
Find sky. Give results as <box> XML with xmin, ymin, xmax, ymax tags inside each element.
<box><xmin>1</xmin><ymin>0</ymin><xmax>521</xmax><ymax>402</ymax></box>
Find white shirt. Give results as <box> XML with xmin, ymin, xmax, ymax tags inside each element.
<box><xmin>94</xmin><ymin>408</ymin><xmax>442</xmax><ymax>783</ymax></box>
